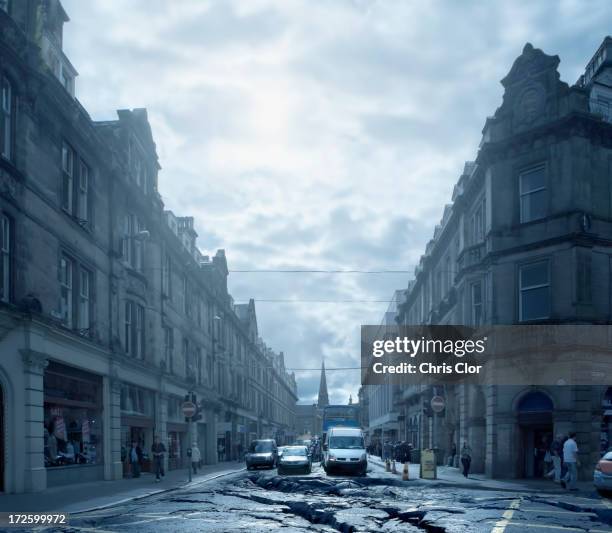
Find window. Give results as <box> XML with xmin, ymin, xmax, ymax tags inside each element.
<box><xmin>0</xmin><ymin>214</ymin><xmax>11</xmax><ymax>302</ymax></box>
<box><xmin>61</xmin><ymin>143</ymin><xmax>74</xmax><ymax>213</ymax></box>
<box><xmin>61</xmin><ymin>142</ymin><xmax>92</xmax><ymax>226</ymax></box>
<box><xmin>471</xmin><ymin>281</ymin><xmax>483</xmax><ymax>326</ymax></box>
<box><xmin>78</xmin><ymin>268</ymin><xmax>91</xmax><ymax>331</ymax></box>
<box><xmin>164</xmin><ymin>326</ymin><xmax>174</xmax><ymax>373</ymax></box>
<box><xmin>519</xmin><ymin>260</ymin><xmax>550</xmax><ymax>321</ymax></box>
<box><xmin>60</xmin><ymin>254</ymin><xmax>93</xmax><ymax>334</ymax></box>
<box><xmin>122</xmin><ymin>214</ymin><xmax>144</xmax><ymax>270</ymax></box>
<box><xmin>196</xmin><ymin>347</ymin><xmax>202</xmax><ymax>384</ymax></box>
<box><xmin>78</xmin><ymin>161</ymin><xmax>89</xmax><ymax>222</ymax></box>
<box><xmin>469</xmin><ymin>198</ymin><xmax>485</xmax><ymax>244</ymax></box>
<box><xmin>1</xmin><ymin>76</ymin><xmax>12</xmax><ymax>160</ymax></box>
<box><xmin>183</xmin><ymin>339</ymin><xmax>191</xmax><ymax>378</ymax></box>
<box><xmin>576</xmin><ymin>249</ymin><xmax>592</xmax><ymax>304</ymax></box>
<box><xmin>162</xmin><ymin>253</ymin><xmax>172</xmax><ymax>299</ymax></box>
<box><xmin>519</xmin><ymin>166</ymin><xmax>547</xmax><ymax>223</ymax></box>
<box><xmin>124</xmin><ymin>300</ymin><xmax>145</xmax><ymax>358</ymax></box>
<box><xmin>135</xmin><ymin>304</ymin><xmax>144</xmax><ymax>358</ymax></box>
<box><xmin>60</xmin><ymin>255</ymin><xmax>73</xmax><ymax>328</ymax></box>
<box><xmin>124</xmin><ymin>301</ymin><xmax>132</xmax><ymax>355</ymax></box>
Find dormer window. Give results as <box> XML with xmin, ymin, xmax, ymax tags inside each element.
<box><xmin>129</xmin><ymin>137</ymin><xmax>148</xmax><ymax>193</ymax></box>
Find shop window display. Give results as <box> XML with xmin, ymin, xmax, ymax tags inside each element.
<box><xmin>43</xmin><ymin>362</ymin><xmax>103</xmax><ymax>468</ymax></box>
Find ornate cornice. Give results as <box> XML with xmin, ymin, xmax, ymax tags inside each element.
<box><xmin>19</xmin><ymin>349</ymin><xmax>49</xmax><ymax>373</ymax></box>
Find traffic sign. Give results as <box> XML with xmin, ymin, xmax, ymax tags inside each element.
<box><xmin>182</xmin><ymin>401</ymin><xmax>196</xmax><ymax>418</ymax></box>
<box><xmin>430</xmin><ymin>395</ymin><xmax>445</xmax><ymax>413</ymax></box>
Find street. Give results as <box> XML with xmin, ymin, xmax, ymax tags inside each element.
<box><xmin>12</xmin><ymin>460</ymin><xmax>611</xmax><ymax>533</ymax></box>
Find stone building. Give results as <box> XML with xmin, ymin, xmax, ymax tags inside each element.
<box><xmin>388</xmin><ymin>39</ymin><xmax>612</xmax><ymax>479</ymax></box>
<box><xmin>0</xmin><ymin>0</ymin><xmax>297</xmax><ymax>494</ymax></box>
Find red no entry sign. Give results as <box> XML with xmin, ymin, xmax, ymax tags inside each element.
<box><xmin>430</xmin><ymin>395</ymin><xmax>445</xmax><ymax>413</ymax></box>
<box><xmin>182</xmin><ymin>401</ymin><xmax>196</xmax><ymax>418</ymax></box>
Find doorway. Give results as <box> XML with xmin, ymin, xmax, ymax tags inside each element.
<box><xmin>516</xmin><ymin>391</ymin><xmax>554</xmax><ymax>479</ymax></box>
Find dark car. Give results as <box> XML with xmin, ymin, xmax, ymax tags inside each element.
<box><xmin>245</xmin><ymin>439</ymin><xmax>278</xmax><ymax>470</ymax></box>
<box><xmin>278</xmin><ymin>445</ymin><xmax>312</xmax><ymax>475</ymax></box>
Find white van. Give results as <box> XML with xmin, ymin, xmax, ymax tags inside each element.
<box><xmin>322</xmin><ymin>427</ymin><xmax>367</xmax><ymax>476</ymax></box>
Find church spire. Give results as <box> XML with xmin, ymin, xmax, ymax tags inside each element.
<box><xmin>317</xmin><ymin>359</ymin><xmax>329</xmax><ymax>407</ymax></box>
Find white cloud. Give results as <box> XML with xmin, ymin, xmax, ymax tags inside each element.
<box><xmin>62</xmin><ymin>0</ymin><xmax>612</xmax><ymax>403</ymax></box>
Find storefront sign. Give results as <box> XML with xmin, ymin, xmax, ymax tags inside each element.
<box><xmin>420</xmin><ymin>449</ymin><xmax>437</xmax><ymax>479</ymax></box>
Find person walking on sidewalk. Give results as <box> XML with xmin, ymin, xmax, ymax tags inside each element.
<box><xmin>191</xmin><ymin>442</ymin><xmax>201</xmax><ymax>475</ymax></box>
<box><xmin>546</xmin><ymin>434</ymin><xmax>563</xmax><ymax>483</ymax></box>
<box><xmin>129</xmin><ymin>441</ymin><xmax>142</xmax><ymax>478</ymax></box>
<box><xmin>460</xmin><ymin>442</ymin><xmax>472</xmax><ymax>478</ymax></box>
<box><xmin>152</xmin><ymin>435</ymin><xmax>167</xmax><ymax>482</ymax></box>
<box><xmin>561</xmin><ymin>432</ymin><xmax>579</xmax><ymax>491</ymax></box>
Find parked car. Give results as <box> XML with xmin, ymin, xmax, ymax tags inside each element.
<box><xmin>322</xmin><ymin>427</ymin><xmax>367</xmax><ymax>476</ymax></box>
<box><xmin>277</xmin><ymin>446</ymin><xmax>291</xmax><ymax>459</ymax></box>
<box><xmin>245</xmin><ymin>439</ymin><xmax>278</xmax><ymax>470</ymax></box>
<box><xmin>278</xmin><ymin>445</ymin><xmax>312</xmax><ymax>475</ymax></box>
<box><xmin>594</xmin><ymin>450</ymin><xmax>612</xmax><ymax>496</ymax></box>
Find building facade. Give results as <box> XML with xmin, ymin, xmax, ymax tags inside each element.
<box><xmin>364</xmin><ymin>38</ymin><xmax>612</xmax><ymax>480</ymax></box>
<box><xmin>0</xmin><ymin>0</ymin><xmax>297</xmax><ymax>494</ymax></box>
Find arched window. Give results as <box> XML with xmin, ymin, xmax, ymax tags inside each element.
<box><xmin>1</xmin><ymin>75</ymin><xmax>13</xmax><ymax>161</ymax></box>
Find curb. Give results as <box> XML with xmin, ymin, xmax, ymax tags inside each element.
<box><xmin>70</xmin><ymin>467</ymin><xmax>245</xmax><ymax>515</ymax></box>
<box><xmin>367</xmin><ymin>457</ymin><xmax>595</xmax><ymax>497</ymax></box>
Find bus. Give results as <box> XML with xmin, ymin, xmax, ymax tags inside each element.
<box><xmin>322</xmin><ymin>405</ymin><xmax>360</xmax><ymax>436</ymax></box>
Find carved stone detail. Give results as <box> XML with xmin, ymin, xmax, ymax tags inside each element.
<box><xmin>19</xmin><ymin>349</ymin><xmax>49</xmax><ymax>373</ymax></box>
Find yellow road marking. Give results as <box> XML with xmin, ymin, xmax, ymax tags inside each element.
<box><xmin>490</xmin><ymin>498</ymin><xmax>521</xmax><ymax>533</ymax></box>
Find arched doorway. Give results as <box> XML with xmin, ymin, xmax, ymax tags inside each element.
<box><xmin>517</xmin><ymin>391</ymin><xmax>553</xmax><ymax>478</ymax></box>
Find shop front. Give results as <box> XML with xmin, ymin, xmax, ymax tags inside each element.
<box><xmin>120</xmin><ymin>383</ymin><xmax>155</xmax><ymax>477</ymax></box>
<box><xmin>43</xmin><ymin>361</ymin><xmax>104</xmax><ymax>486</ymax></box>
<box><xmin>167</xmin><ymin>422</ymin><xmax>188</xmax><ymax>470</ymax></box>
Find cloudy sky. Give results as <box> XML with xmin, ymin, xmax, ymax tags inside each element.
<box><xmin>62</xmin><ymin>0</ymin><xmax>610</xmax><ymax>404</ymax></box>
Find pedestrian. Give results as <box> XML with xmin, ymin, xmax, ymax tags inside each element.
<box><xmin>151</xmin><ymin>435</ymin><xmax>166</xmax><ymax>482</ymax></box>
<box><xmin>460</xmin><ymin>441</ymin><xmax>472</xmax><ymax>478</ymax></box>
<box><xmin>191</xmin><ymin>442</ymin><xmax>201</xmax><ymax>475</ymax></box>
<box><xmin>237</xmin><ymin>442</ymin><xmax>243</xmax><ymax>462</ymax></box>
<box><xmin>218</xmin><ymin>442</ymin><xmax>225</xmax><ymax>462</ymax></box>
<box><xmin>561</xmin><ymin>432</ymin><xmax>579</xmax><ymax>491</ymax></box>
<box><xmin>129</xmin><ymin>441</ymin><xmax>142</xmax><ymax>478</ymax></box>
<box><xmin>546</xmin><ymin>434</ymin><xmax>563</xmax><ymax>483</ymax></box>
<box><xmin>449</xmin><ymin>442</ymin><xmax>457</xmax><ymax>467</ymax></box>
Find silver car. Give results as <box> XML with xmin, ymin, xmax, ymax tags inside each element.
<box><xmin>277</xmin><ymin>445</ymin><xmax>311</xmax><ymax>475</ymax></box>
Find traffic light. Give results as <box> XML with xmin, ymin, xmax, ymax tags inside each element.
<box><xmin>191</xmin><ymin>401</ymin><xmax>203</xmax><ymax>422</ymax></box>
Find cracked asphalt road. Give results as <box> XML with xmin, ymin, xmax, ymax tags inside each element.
<box><xmin>13</xmin><ymin>462</ymin><xmax>612</xmax><ymax>533</ymax></box>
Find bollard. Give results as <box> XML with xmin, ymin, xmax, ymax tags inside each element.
<box><xmin>402</xmin><ymin>461</ymin><xmax>409</xmax><ymax>481</ymax></box>
<box><xmin>391</xmin><ymin>460</ymin><xmax>397</xmax><ymax>474</ymax></box>
<box><xmin>385</xmin><ymin>459</ymin><xmax>390</xmax><ymax>472</ymax></box>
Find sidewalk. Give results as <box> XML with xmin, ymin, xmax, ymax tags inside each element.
<box><xmin>0</xmin><ymin>461</ymin><xmax>245</xmax><ymax>514</ymax></box>
<box><xmin>368</xmin><ymin>455</ymin><xmax>596</xmax><ymax>495</ymax></box>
